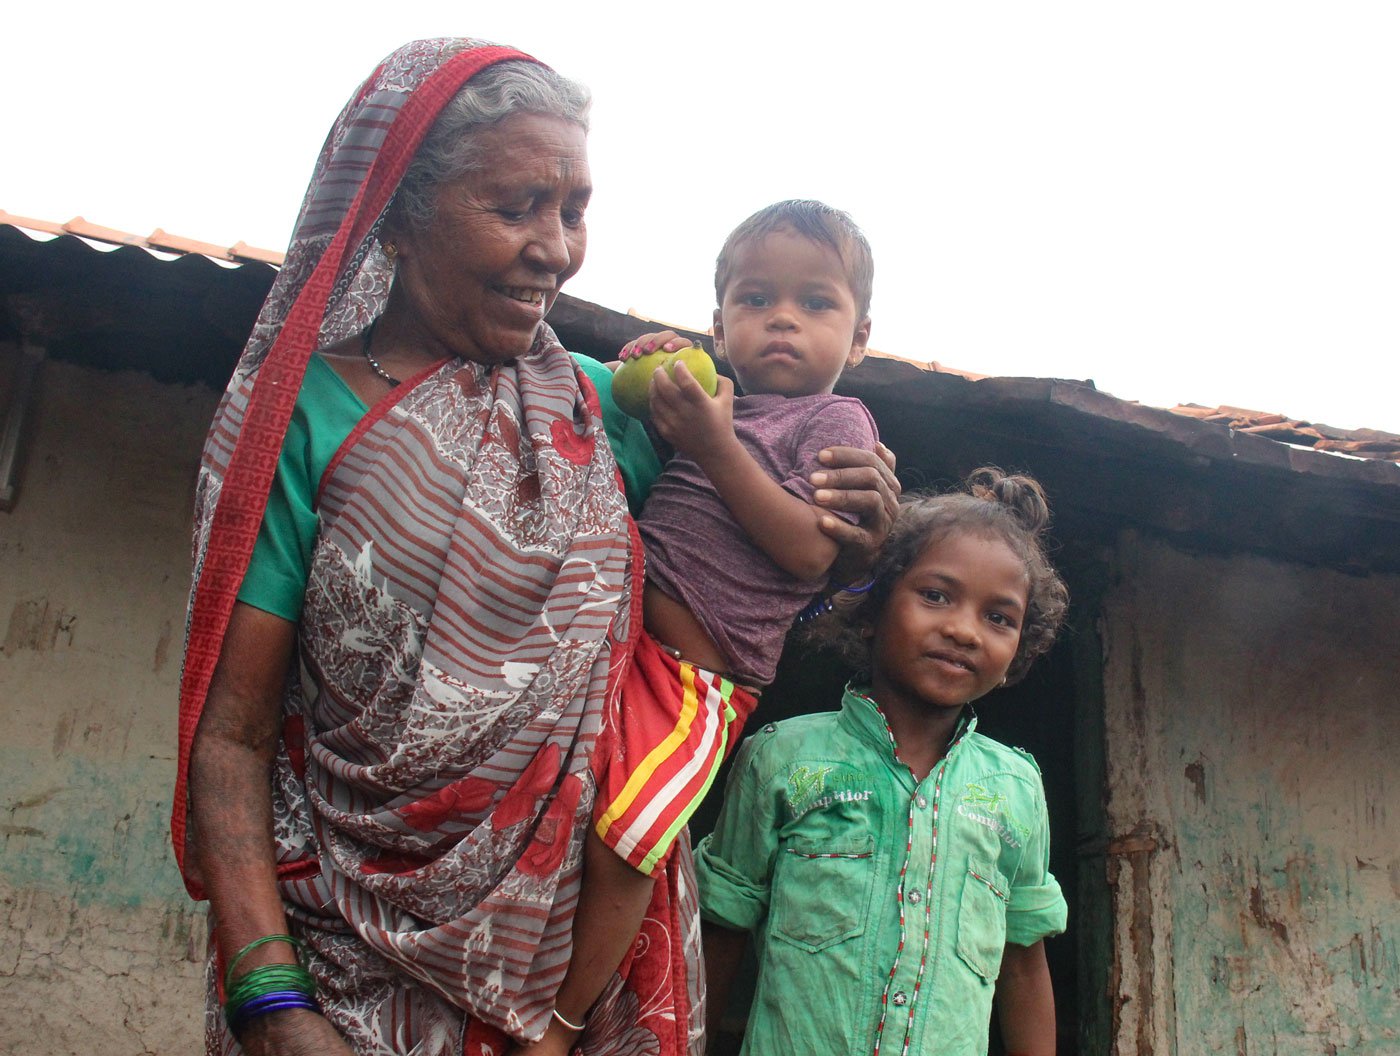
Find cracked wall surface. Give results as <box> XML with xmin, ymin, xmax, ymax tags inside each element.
<box><xmin>1</xmin><ymin>356</ymin><xmax>217</xmax><ymax>1052</ymax></box>
<box><xmin>1100</xmin><ymin>534</ymin><xmax>1400</xmax><ymax>1054</ymax></box>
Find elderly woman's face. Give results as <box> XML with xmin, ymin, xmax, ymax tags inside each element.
<box><xmin>393</xmin><ymin>113</ymin><xmax>590</xmax><ymax>365</ymax></box>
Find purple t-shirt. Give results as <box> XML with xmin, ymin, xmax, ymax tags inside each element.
<box><xmin>638</xmin><ymin>392</ymin><xmax>879</xmax><ymax>685</ymax></box>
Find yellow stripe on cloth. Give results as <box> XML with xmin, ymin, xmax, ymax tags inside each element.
<box><xmin>596</xmin><ymin>663</ymin><xmax>704</xmax><ymax>838</ymax></box>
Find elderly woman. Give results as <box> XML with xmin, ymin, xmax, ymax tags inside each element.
<box><xmin>175</xmin><ymin>38</ymin><xmax>896</xmax><ymax>1056</ymax></box>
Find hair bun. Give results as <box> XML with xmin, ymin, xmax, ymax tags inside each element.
<box><xmin>965</xmin><ymin>466</ymin><xmax>1051</xmax><ymax>535</ymax></box>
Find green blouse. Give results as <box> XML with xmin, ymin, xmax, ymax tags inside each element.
<box><xmin>236</xmin><ymin>352</ymin><xmax>661</xmax><ymax>621</ymax></box>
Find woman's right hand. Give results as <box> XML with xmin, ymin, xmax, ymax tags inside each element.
<box><xmin>618</xmin><ymin>331</ymin><xmax>694</xmax><ymax>360</ymax></box>
<box><xmin>237</xmin><ymin>1008</ymin><xmax>355</xmax><ymax>1056</ymax></box>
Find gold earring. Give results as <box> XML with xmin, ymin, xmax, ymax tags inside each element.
<box><xmin>383</xmin><ymin>241</ymin><xmax>398</xmax><ymax>261</ymax></box>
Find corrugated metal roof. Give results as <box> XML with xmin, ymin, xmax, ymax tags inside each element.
<box><xmin>0</xmin><ymin>211</ymin><xmax>283</xmax><ymax>266</ymax></box>
<box><xmin>3</xmin><ymin>210</ymin><xmax>1397</xmax><ymax>464</ymax></box>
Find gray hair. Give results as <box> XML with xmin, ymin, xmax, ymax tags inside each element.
<box><xmin>391</xmin><ymin>59</ymin><xmax>591</xmax><ymax>232</ymax></box>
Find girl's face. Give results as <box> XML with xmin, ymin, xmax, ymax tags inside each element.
<box><xmin>870</xmin><ymin>531</ymin><xmax>1029</xmax><ymax>714</ymax></box>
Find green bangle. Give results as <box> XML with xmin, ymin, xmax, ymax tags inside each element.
<box><xmin>224</xmin><ymin>934</ymin><xmax>308</xmax><ymax>991</ymax></box>
<box><xmin>224</xmin><ymin>960</ymin><xmax>320</xmax><ymax>1040</ymax></box>
<box><xmin>226</xmin><ymin>963</ymin><xmax>318</xmax><ymax>1005</ymax></box>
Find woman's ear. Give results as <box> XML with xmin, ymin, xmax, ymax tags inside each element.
<box><xmin>380</xmin><ymin>210</ymin><xmax>412</xmax><ymax>261</ymax></box>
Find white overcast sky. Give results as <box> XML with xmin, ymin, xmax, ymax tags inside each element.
<box><xmin>9</xmin><ymin>1</ymin><xmax>1399</xmax><ymax>431</ymax></box>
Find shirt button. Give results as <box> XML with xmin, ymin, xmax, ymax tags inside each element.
<box><xmin>907</xmin><ymin>890</ymin><xmax>922</xmax><ymax>905</ymax></box>
<box><xmin>762</xmin><ymin>724</ymin><xmax>776</xmax><ymax>733</ymax></box>
<box><xmin>916</xmin><ymin>795</ymin><xmax>929</xmax><ymax>809</ymax></box>
<box><xmin>893</xmin><ymin>990</ymin><xmax>909</xmax><ymax>1006</ymax></box>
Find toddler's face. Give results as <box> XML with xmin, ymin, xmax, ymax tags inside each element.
<box><xmin>712</xmin><ymin>229</ymin><xmax>869</xmax><ymax>397</ymax></box>
<box><xmin>870</xmin><ymin>532</ymin><xmax>1029</xmax><ymax>714</ymax></box>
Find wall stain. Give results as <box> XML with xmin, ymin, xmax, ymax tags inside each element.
<box><xmin>1108</xmin><ymin>822</ymin><xmax>1162</xmax><ymax>1054</ymax></box>
<box><xmin>0</xmin><ymin>751</ymin><xmax>188</xmax><ymax>909</ymax></box>
<box><xmin>0</xmin><ymin>825</ymin><xmax>44</xmax><ymax>838</ymax></box>
<box><xmin>1247</xmin><ymin>883</ymin><xmax>1290</xmax><ymax>944</ymax></box>
<box><xmin>1389</xmin><ymin>858</ymin><xmax>1400</xmax><ymax>899</ymax></box>
<box><xmin>152</xmin><ymin>618</ymin><xmax>172</xmax><ymax>673</ymax></box>
<box><xmin>1349</xmin><ymin>932</ymin><xmax>1368</xmax><ymax>985</ymax></box>
<box><xmin>51</xmin><ymin>713</ymin><xmax>74</xmax><ymax>758</ymax></box>
<box><xmin>9</xmin><ymin>787</ymin><xmax>66</xmax><ymax>811</ymax></box>
<box><xmin>1131</xmin><ymin>850</ymin><xmax>1155</xmax><ymax>1056</ymax></box>
<box><xmin>1185</xmin><ymin>760</ymin><xmax>1207</xmax><ymax>804</ymax></box>
<box><xmin>3</xmin><ymin>598</ymin><xmax>76</xmax><ymax>655</ymax></box>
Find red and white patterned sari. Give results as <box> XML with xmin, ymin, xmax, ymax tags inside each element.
<box><xmin>173</xmin><ymin>38</ymin><xmax>701</xmax><ymax>1056</ymax></box>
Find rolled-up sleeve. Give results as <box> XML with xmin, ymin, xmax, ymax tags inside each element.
<box><xmin>1004</xmin><ymin>777</ymin><xmax>1068</xmax><ymax>946</ymax></box>
<box><xmin>694</xmin><ymin>740</ymin><xmax>782</xmax><ymax>933</ymax></box>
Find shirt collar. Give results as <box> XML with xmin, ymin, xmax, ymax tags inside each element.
<box><xmin>839</xmin><ymin>684</ymin><xmax>978</xmax><ymax>764</ymax></box>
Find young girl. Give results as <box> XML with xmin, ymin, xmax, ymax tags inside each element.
<box><xmin>695</xmin><ymin>468</ymin><xmax>1070</xmax><ymax>1056</ymax></box>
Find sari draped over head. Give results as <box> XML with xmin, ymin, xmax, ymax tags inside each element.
<box><xmin>174</xmin><ymin>38</ymin><xmax>702</xmax><ymax>1056</ymax></box>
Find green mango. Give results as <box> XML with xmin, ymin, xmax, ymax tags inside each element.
<box><xmin>612</xmin><ymin>343</ymin><xmax>718</xmax><ymax>420</ymax></box>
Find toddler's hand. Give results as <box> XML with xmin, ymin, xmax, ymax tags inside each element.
<box><xmin>650</xmin><ymin>365</ymin><xmax>735</xmax><ymax>464</ymax></box>
<box><xmin>618</xmin><ymin>331</ymin><xmax>694</xmax><ymax>361</ymax></box>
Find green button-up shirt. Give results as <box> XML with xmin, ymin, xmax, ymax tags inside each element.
<box><xmin>695</xmin><ymin>687</ymin><xmax>1067</xmax><ymax>1056</ymax></box>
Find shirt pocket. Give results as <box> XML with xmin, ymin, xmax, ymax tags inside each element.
<box><xmin>771</xmin><ymin>834</ymin><xmax>876</xmax><ymax>953</ymax></box>
<box><xmin>955</xmin><ymin>859</ymin><xmax>1011</xmax><ymax>983</ymax></box>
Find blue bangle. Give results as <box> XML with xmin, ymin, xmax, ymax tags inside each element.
<box><xmin>227</xmin><ymin>990</ymin><xmax>322</xmax><ymax>1037</ymax></box>
<box><xmin>797</xmin><ymin>578</ymin><xmax>877</xmax><ymax>623</ymax></box>
<box><xmin>832</xmin><ymin>578</ymin><xmax>876</xmax><ymax>594</ymax></box>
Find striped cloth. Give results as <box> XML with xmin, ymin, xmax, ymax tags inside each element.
<box><xmin>595</xmin><ymin>631</ymin><xmax>758</xmax><ymax>875</ymax></box>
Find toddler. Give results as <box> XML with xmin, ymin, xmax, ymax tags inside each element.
<box><xmin>695</xmin><ymin>468</ymin><xmax>1071</xmax><ymax>1056</ymax></box>
<box><xmin>538</xmin><ymin>201</ymin><xmax>883</xmax><ymax>1052</ymax></box>
<box><xmin>596</xmin><ymin>200</ymin><xmax>880</xmax><ymax>873</ymax></box>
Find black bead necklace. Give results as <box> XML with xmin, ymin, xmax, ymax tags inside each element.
<box><xmin>360</xmin><ymin>320</ymin><xmax>401</xmax><ymax>387</ymax></box>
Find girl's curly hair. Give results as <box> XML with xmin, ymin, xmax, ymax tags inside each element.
<box><xmin>809</xmin><ymin>467</ymin><xmax>1069</xmax><ymax>685</ymax></box>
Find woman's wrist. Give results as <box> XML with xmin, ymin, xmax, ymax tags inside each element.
<box><xmin>236</xmin><ymin>1006</ymin><xmax>332</xmax><ymax>1054</ymax></box>
<box><xmin>223</xmin><ymin>934</ymin><xmax>322</xmax><ymax>1041</ymax></box>
<box><xmin>551</xmin><ymin>1008</ymin><xmax>587</xmax><ymax>1034</ymax></box>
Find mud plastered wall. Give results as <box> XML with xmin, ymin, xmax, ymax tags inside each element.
<box><xmin>1</xmin><ymin>356</ymin><xmax>218</xmax><ymax>1052</ymax></box>
<box><xmin>1099</xmin><ymin>533</ymin><xmax>1400</xmax><ymax>1055</ymax></box>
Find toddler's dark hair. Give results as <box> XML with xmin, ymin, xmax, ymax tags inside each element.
<box><xmin>714</xmin><ymin>200</ymin><xmax>874</xmax><ymax>319</ymax></box>
<box><xmin>813</xmin><ymin>467</ymin><xmax>1069</xmax><ymax>686</ymax></box>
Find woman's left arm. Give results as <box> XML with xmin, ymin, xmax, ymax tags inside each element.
<box><xmin>995</xmin><ymin>939</ymin><xmax>1057</xmax><ymax>1056</ymax></box>
<box><xmin>505</xmin><ymin>830</ymin><xmax>656</xmax><ymax>1056</ymax></box>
